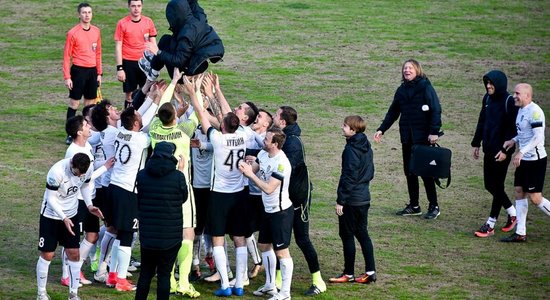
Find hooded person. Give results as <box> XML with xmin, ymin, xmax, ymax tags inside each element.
<box><xmin>471</xmin><ymin>70</ymin><xmax>519</xmax><ymax>238</ymax></box>
<box><xmin>135</xmin><ymin>141</ymin><xmax>189</xmax><ymax>300</ymax></box>
<box><xmin>138</xmin><ymin>0</ymin><xmax>224</xmax><ymax>80</ymax></box>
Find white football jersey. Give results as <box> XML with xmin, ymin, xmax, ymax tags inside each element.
<box><xmin>208</xmin><ymin>127</ymin><xmax>246</xmax><ymax>193</ymax></box>
<box><xmin>515</xmin><ymin>102</ymin><xmax>547</xmax><ymax>160</ymax></box>
<box><xmin>65</xmin><ymin>142</ymin><xmax>95</xmax><ymax>199</ymax></box>
<box><xmin>248</xmin><ymin>131</ymin><xmax>266</xmax><ymax>196</ymax></box>
<box><xmin>99</xmin><ymin>125</ymin><xmax>119</xmax><ymax>187</ymax></box>
<box><xmin>257</xmin><ymin>150</ymin><xmax>292</xmax><ymax>213</ymax></box>
<box><xmin>41</xmin><ymin>158</ymin><xmax>93</xmax><ymax>220</ymax></box>
<box><xmin>89</xmin><ymin>130</ymin><xmax>106</xmax><ymax>188</ymax></box>
<box><xmin>109</xmin><ymin>128</ymin><xmax>151</xmax><ymax>193</ymax></box>
<box><xmin>191</xmin><ymin>126</ymin><xmax>213</xmax><ymax>188</ymax></box>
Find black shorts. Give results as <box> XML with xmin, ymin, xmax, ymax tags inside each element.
<box><xmin>77</xmin><ymin>199</ymin><xmax>100</xmax><ymax>233</ymax></box>
<box><xmin>258</xmin><ymin>207</ymin><xmax>294</xmax><ymax>251</ymax></box>
<box><xmin>246</xmin><ymin>194</ymin><xmax>264</xmax><ymax>236</ymax></box>
<box><xmin>193</xmin><ymin>187</ymin><xmax>210</xmax><ymax>233</ymax></box>
<box><xmin>94</xmin><ymin>187</ymin><xmax>106</xmax><ymax>215</ymax></box>
<box><xmin>69</xmin><ymin>65</ymin><xmax>98</xmax><ymax>100</ymax></box>
<box><xmin>122</xmin><ymin>59</ymin><xmax>146</xmax><ymax>93</ymax></box>
<box><xmin>206</xmin><ymin>190</ymin><xmax>247</xmax><ymax>237</ymax></box>
<box><xmin>109</xmin><ymin>184</ymin><xmax>139</xmax><ymax>232</ymax></box>
<box><xmin>103</xmin><ymin>185</ymin><xmax>116</xmax><ymax>226</ymax></box>
<box><xmin>514</xmin><ymin>157</ymin><xmax>547</xmax><ymax>193</ymax></box>
<box><xmin>38</xmin><ymin>214</ymin><xmax>80</xmax><ymax>252</ymax></box>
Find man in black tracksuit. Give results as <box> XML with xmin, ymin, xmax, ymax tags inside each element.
<box><xmin>135</xmin><ymin>142</ymin><xmax>188</xmax><ymax>300</ymax></box>
<box><xmin>471</xmin><ymin>70</ymin><xmax>518</xmax><ymax>237</ymax></box>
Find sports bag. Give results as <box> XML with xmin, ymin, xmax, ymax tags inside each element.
<box><xmin>409</xmin><ymin>143</ymin><xmax>452</xmax><ymax>188</ymax></box>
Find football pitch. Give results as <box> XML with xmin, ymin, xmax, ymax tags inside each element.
<box><xmin>0</xmin><ymin>1</ymin><xmax>549</xmax><ymax>299</ymax></box>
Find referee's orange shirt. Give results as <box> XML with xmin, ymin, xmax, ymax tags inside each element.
<box><xmin>114</xmin><ymin>16</ymin><xmax>158</xmax><ymax>61</ymax></box>
<box><xmin>63</xmin><ymin>24</ymin><xmax>102</xmax><ymax>80</ymax></box>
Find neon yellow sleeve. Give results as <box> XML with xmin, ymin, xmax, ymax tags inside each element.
<box><xmin>159</xmin><ymin>82</ymin><xmax>176</xmax><ymax>107</ymax></box>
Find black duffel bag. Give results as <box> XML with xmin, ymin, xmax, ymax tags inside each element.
<box><xmin>409</xmin><ymin>143</ymin><xmax>452</xmax><ymax>188</ymax></box>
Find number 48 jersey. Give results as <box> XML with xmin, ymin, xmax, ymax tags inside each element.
<box><xmin>207</xmin><ymin>127</ymin><xmax>246</xmax><ymax>193</ymax></box>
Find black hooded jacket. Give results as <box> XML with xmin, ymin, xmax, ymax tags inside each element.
<box><xmin>337</xmin><ymin>133</ymin><xmax>374</xmax><ymax>206</ymax></box>
<box><xmin>136</xmin><ymin>142</ymin><xmax>188</xmax><ymax>250</ymax></box>
<box><xmin>471</xmin><ymin>70</ymin><xmax>518</xmax><ymax>156</ymax></box>
<box><xmin>159</xmin><ymin>0</ymin><xmax>224</xmax><ymax>75</ymax></box>
<box><xmin>377</xmin><ymin>76</ymin><xmax>442</xmax><ymax>144</ymax></box>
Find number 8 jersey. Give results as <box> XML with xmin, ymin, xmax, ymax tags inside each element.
<box><xmin>207</xmin><ymin>127</ymin><xmax>246</xmax><ymax>193</ymax></box>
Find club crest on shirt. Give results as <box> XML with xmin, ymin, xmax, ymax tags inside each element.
<box><xmin>47</xmin><ymin>177</ymin><xmax>59</xmax><ymax>188</ymax></box>
<box><xmin>277</xmin><ymin>164</ymin><xmax>284</xmax><ymax>173</ymax></box>
<box><xmin>533</xmin><ymin>111</ymin><xmax>541</xmax><ymax>121</ymax></box>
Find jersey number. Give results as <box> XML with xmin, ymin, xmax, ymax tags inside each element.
<box><xmin>223</xmin><ymin>149</ymin><xmax>245</xmax><ymax>171</ymax></box>
<box><xmin>114</xmin><ymin>141</ymin><xmax>132</xmax><ymax>165</ymax></box>
<box><xmin>132</xmin><ymin>218</ymin><xmax>139</xmax><ymax>230</ymax></box>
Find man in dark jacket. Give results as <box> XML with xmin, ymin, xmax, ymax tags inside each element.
<box><xmin>139</xmin><ymin>0</ymin><xmax>224</xmax><ymax>80</ymax></box>
<box><xmin>471</xmin><ymin>70</ymin><xmax>518</xmax><ymax>238</ymax></box>
<box><xmin>273</xmin><ymin>106</ymin><xmax>327</xmax><ymax>296</ymax></box>
<box><xmin>330</xmin><ymin>115</ymin><xmax>376</xmax><ymax>284</ymax></box>
<box><xmin>135</xmin><ymin>141</ymin><xmax>188</xmax><ymax>300</ymax></box>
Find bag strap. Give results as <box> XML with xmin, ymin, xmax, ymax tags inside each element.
<box><xmin>505</xmin><ymin>94</ymin><xmax>513</xmax><ymax>115</ymax></box>
<box><xmin>435</xmin><ymin>176</ymin><xmax>451</xmax><ymax>189</ymax></box>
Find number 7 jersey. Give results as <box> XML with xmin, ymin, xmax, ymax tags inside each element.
<box><xmin>207</xmin><ymin>127</ymin><xmax>246</xmax><ymax>193</ymax></box>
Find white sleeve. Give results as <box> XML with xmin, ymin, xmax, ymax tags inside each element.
<box><xmin>520</xmin><ymin>127</ymin><xmax>545</xmax><ymax>155</ymax></box>
<box><xmin>91</xmin><ymin>165</ymin><xmax>107</xmax><ymax>181</ymax></box>
<box><xmin>140</xmin><ymin>102</ymin><xmax>159</xmax><ymax>130</ymax></box>
<box><xmin>45</xmin><ymin>189</ymin><xmax>67</xmax><ymax>220</ymax></box>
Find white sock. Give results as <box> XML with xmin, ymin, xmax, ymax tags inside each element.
<box><xmin>234</xmin><ymin>246</ymin><xmax>247</xmax><ymax>288</ymax></box>
<box><xmin>262</xmin><ymin>250</ymin><xmax>276</xmax><ymax>288</ymax></box>
<box><xmin>224</xmin><ymin>241</ymin><xmax>232</xmax><ymax>274</ymax></box>
<box><xmin>116</xmin><ymin>246</ymin><xmax>132</xmax><ymax>279</ymax></box>
<box><xmin>193</xmin><ymin>234</ymin><xmax>202</xmax><ymax>266</ymax></box>
<box><xmin>203</xmin><ymin>234</ymin><xmax>212</xmax><ymax>254</ymax></box>
<box><xmin>61</xmin><ymin>247</ymin><xmax>69</xmax><ymax>278</ymax></box>
<box><xmin>131</xmin><ymin>232</ymin><xmax>138</xmax><ymax>248</ymax></box>
<box><xmin>486</xmin><ymin>217</ymin><xmax>497</xmax><ymax>228</ymax></box>
<box><xmin>279</xmin><ymin>257</ymin><xmax>294</xmax><ymax>297</ymax></box>
<box><xmin>67</xmin><ymin>259</ymin><xmax>83</xmax><ymax>294</ymax></box>
<box><xmin>213</xmin><ymin>246</ymin><xmax>229</xmax><ymax>289</ymax></box>
<box><xmin>36</xmin><ymin>256</ymin><xmax>51</xmax><ymax>294</ymax></box>
<box><xmin>108</xmin><ymin>239</ymin><xmax>120</xmax><ymax>274</ymax></box>
<box><xmin>506</xmin><ymin>205</ymin><xmax>517</xmax><ymax>217</ymax></box>
<box><xmin>80</xmin><ymin>239</ymin><xmax>94</xmax><ymax>262</ymax></box>
<box><xmin>246</xmin><ymin>235</ymin><xmax>262</xmax><ymax>265</ymax></box>
<box><xmin>537</xmin><ymin>198</ymin><xmax>550</xmax><ymax>217</ymax></box>
<box><xmin>99</xmin><ymin>231</ymin><xmax>116</xmax><ymax>274</ymax></box>
<box><xmin>515</xmin><ymin>199</ymin><xmax>528</xmax><ymax>235</ymax></box>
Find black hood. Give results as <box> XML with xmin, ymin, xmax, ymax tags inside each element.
<box><xmin>166</xmin><ymin>0</ymin><xmax>195</xmax><ymax>34</ymax></box>
<box><xmin>283</xmin><ymin>123</ymin><xmax>301</xmax><ymax>137</ymax></box>
<box><xmin>483</xmin><ymin>70</ymin><xmax>508</xmax><ymax>97</ymax></box>
<box><xmin>347</xmin><ymin>132</ymin><xmax>371</xmax><ymax>153</ymax></box>
<box><xmin>146</xmin><ymin>142</ymin><xmax>178</xmax><ymax>177</ymax></box>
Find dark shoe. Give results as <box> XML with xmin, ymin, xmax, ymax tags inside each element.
<box><xmin>501</xmin><ymin>233</ymin><xmax>526</xmax><ymax>243</ymax></box>
<box><xmin>396</xmin><ymin>204</ymin><xmax>422</xmax><ymax>216</ymax></box>
<box><xmin>355</xmin><ymin>273</ymin><xmax>377</xmax><ymax>284</ymax></box>
<box><xmin>474</xmin><ymin>223</ymin><xmax>495</xmax><ymax>238</ymax></box>
<box><xmin>65</xmin><ymin>135</ymin><xmax>73</xmax><ymax>145</ymax></box>
<box><xmin>328</xmin><ymin>273</ymin><xmax>354</xmax><ymax>283</ymax></box>
<box><xmin>501</xmin><ymin>215</ymin><xmax>517</xmax><ymax>232</ymax></box>
<box><xmin>138</xmin><ymin>57</ymin><xmax>159</xmax><ymax>81</ymax></box>
<box><xmin>214</xmin><ymin>287</ymin><xmax>232</xmax><ymax>297</ymax></box>
<box><xmin>424</xmin><ymin>205</ymin><xmax>440</xmax><ymax>219</ymax></box>
<box><xmin>189</xmin><ymin>268</ymin><xmax>201</xmax><ymax>282</ymax></box>
<box><xmin>304</xmin><ymin>284</ymin><xmax>324</xmax><ymax>295</ymax></box>
<box><xmin>231</xmin><ymin>287</ymin><xmax>244</xmax><ymax>296</ymax></box>
<box><xmin>143</xmin><ymin>50</ymin><xmax>155</xmax><ymax>62</ymax></box>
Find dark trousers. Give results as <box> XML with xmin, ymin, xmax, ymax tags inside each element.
<box><xmin>483</xmin><ymin>154</ymin><xmax>513</xmax><ymax>218</ymax></box>
<box><xmin>293</xmin><ymin>203</ymin><xmax>320</xmax><ymax>274</ymax></box>
<box><xmin>135</xmin><ymin>243</ymin><xmax>180</xmax><ymax>300</ymax></box>
<box><xmin>402</xmin><ymin>143</ymin><xmax>438</xmax><ymax>207</ymax></box>
<box><xmin>150</xmin><ymin>35</ymin><xmax>172</xmax><ymax>75</ymax></box>
<box><xmin>338</xmin><ymin>204</ymin><xmax>375</xmax><ymax>274</ymax></box>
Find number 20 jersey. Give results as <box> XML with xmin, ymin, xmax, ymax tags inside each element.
<box><xmin>207</xmin><ymin>127</ymin><xmax>246</xmax><ymax>193</ymax></box>
<box><xmin>109</xmin><ymin>127</ymin><xmax>151</xmax><ymax>193</ymax></box>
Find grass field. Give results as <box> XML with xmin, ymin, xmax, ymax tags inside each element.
<box><xmin>1</xmin><ymin>0</ymin><xmax>549</xmax><ymax>299</ymax></box>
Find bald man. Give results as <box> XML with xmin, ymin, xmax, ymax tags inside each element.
<box><xmin>501</xmin><ymin>83</ymin><xmax>550</xmax><ymax>242</ymax></box>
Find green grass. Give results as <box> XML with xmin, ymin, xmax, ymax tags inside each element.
<box><xmin>1</xmin><ymin>0</ymin><xmax>550</xmax><ymax>299</ymax></box>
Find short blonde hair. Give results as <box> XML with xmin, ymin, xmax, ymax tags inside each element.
<box><xmin>344</xmin><ymin>115</ymin><xmax>365</xmax><ymax>133</ymax></box>
<box><xmin>401</xmin><ymin>59</ymin><xmax>425</xmax><ymax>81</ymax></box>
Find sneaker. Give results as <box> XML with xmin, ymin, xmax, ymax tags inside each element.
<box><xmin>106</xmin><ymin>272</ymin><xmax>118</xmax><ymax>288</ymax></box>
<box><xmin>189</xmin><ymin>268</ymin><xmax>202</xmax><ymax>282</ymax></box>
<box><xmin>94</xmin><ymin>271</ymin><xmax>107</xmax><ymax>283</ymax></box>
<box><xmin>80</xmin><ymin>271</ymin><xmax>92</xmax><ymax>285</ymax></box>
<box><xmin>205</xmin><ymin>270</ymin><xmax>234</xmax><ymax>282</ymax></box>
<box><xmin>65</xmin><ymin>136</ymin><xmax>73</xmax><ymax>145</ymax></box>
<box><xmin>304</xmin><ymin>284</ymin><xmax>324</xmax><ymax>295</ymax></box>
<box><xmin>143</xmin><ymin>50</ymin><xmax>155</xmax><ymax>62</ymax></box>
<box><xmin>248</xmin><ymin>263</ymin><xmax>263</xmax><ymax>278</ymax></box>
<box><xmin>424</xmin><ymin>205</ymin><xmax>440</xmax><ymax>219</ymax></box>
<box><xmin>328</xmin><ymin>273</ymin><xmax>354</xmax><ymax>283</ymax></box>
<box><xmin>501</xmin><ymin>215</ymin><xmax>517</xmax><ymax>232</ymax></box>
<box><xmin>127</xmin><ymin>264</ymin><xmax>137</xmax><ymax>272</ymax></box>
<box><xmin>355</xmin><ymin>273</ymin><xmax>377</xmax><ymax>284</ymax></box>
<box><xmin>229</xmin><ymin>275</ymin><xmax>249</xmax><ymax>287</ymax></box>
<box><xmin>213</xmin><ymin>287</ymin><xmax>232</xmax><ymax>297</ymax></box>
<box><xmin>474</xmin><ymin>223</ymin><xmax>495</xmax><ymax>238</ymax></box>
<box><xmin>60</xmin><ymin>277</ymin><xmax>82</xmax><ymax>288</ymax></box>
<box><xmin>176</xmin><ymin>284</ymin><xmax>200</xmax><ymax>298</ymax></box>
<box><xmin>115</xmin><ymin>278</ymin><xmax>136</xmax><ymax>291</ymax></box>
<box><xmin>68</xmin><ymin>292</ymin><xmax>81</xmax><ymax>300</ymax></box>
<box><xmin>36</xmin><ymin>293</ymin><xmax>51</xmax><ymax>300</ymax></box>
<box><xmin>126</xmin><ymin>271</ymin><xmax>133</xmax><ymax>278</ymax></box>
<box><xmin>130</xmin><ymin>256</ymin><xmax>141</xmax><ymax>268</ymax></box>
<box><xmin>232</xmin><ymin>287</ymin><xmax>245</xmax><ymax>296</ymax></box>
<box><xmin>138</xmin><ymin>57</ymin><xmax>159</xmax><ymax>81</ymax></box>
<box><xmin>253</xmin><ymin>285</ymin><xmax>278</xmax><ymax>296</ymax></box>
<box><xmin>396</xmin><ymin>204</ymin><xmax>422</xmax><ymax>216</ymax></box>
<box><xmin>501</xmin><ymin>233</ymin><xmax>527</xmax><ymax>243</ymax></box>
<box><xmin>205</xmin><ymin>255</ymin><xmax>215</xmax><ymax>272</ymax></box>
<box><xmin>268</xmin><ymin>292</ymin><xmax>291</xmax><ymax>300</ymax></box>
